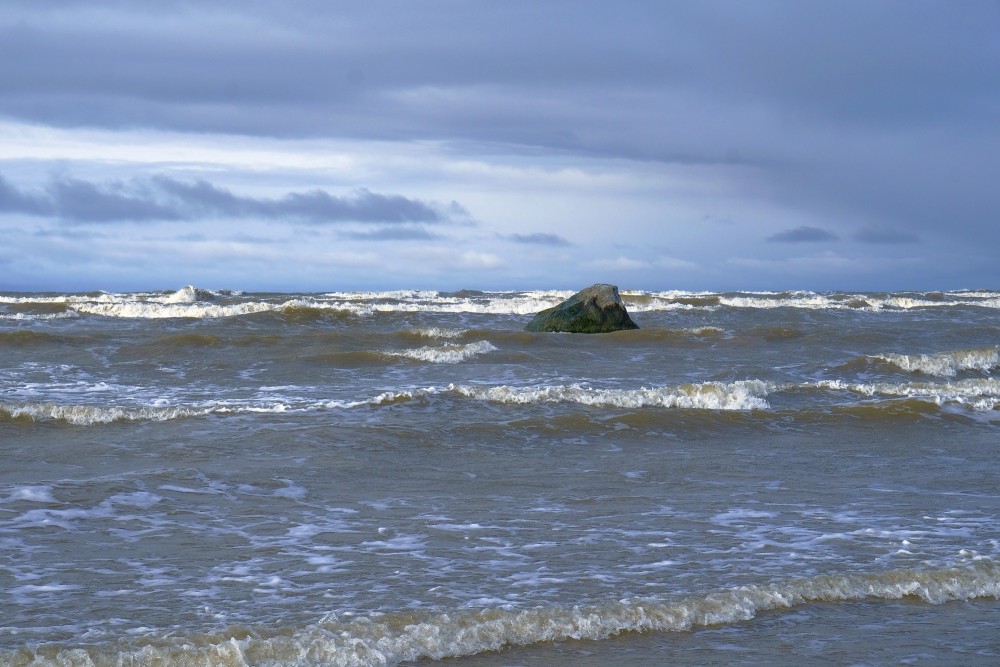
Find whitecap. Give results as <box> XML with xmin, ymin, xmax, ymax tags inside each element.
<box><xmin>162</xmin><ymin>285</ymin><xmax>205</xmax><ymax>303</ymax></box>
<box><xmin>814</xmin><ymin>378</ymin><xmax>1000</xmax><ymax>411</ymax></box>
<box><xmin>872</xmin><ymin>347</ymin><xmax>1000</xmax><ymax>377</ymax></box>
<box><xmin>447</xmin><ymin>380</ymin><xmax>774</xmax><ymax>410</ymax></box>
<box><xmin>0</xmin><ymin>312</ymin><xmax>78</xmax><ymax>320</ymax></box>
<box><xmin>2</xmin><ymin>486</ymin><xmax>57</xmax><ymax>504</ymax></box>
<box><xmin>410</xmin><ymin>327</ymin><xmax>468</xmax><ymax>339</ymax></box>
<box><xmin>386</xmin><ymin>341</ymin><xmax>497</xmax><ymax>364</ymax></box>
<box><xmin>1</xmin><ymin>402</ymin><xmax>206</xmax><ymax>425</ymax></box>
<box><xmin>22</xmin><ymin>562</ymin><xmax>993</xmax><ymax>667</ymax></box>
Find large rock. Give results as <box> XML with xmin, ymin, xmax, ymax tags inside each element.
<box><xmin>525</xmin><ymin>284</ymin><xmax>639</xmax><ymax>333</ymax></box>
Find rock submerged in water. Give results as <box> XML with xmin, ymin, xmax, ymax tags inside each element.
<box><xmin>525</xmin><ymin>284</ymin><xmax>639</xmax><ymax>333</ymax></box>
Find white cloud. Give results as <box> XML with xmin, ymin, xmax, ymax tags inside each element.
<box><xmin>655</xmin><ymin>255</ymin><xmax>701</xmax><ymax>271</ymax></box>
<box><xmin>588</xmin><ymin>256</ymin><xmax>649</xmax><ymax>271</ymax></box>
<box><xmin>401</xmin><ymin>247</ymin><xmax>505</xmax><ymax>272</ymax></box>
<box><xmin>457</xmin><ymin>251</ymin><xmax>505</xmax><ymax>269</ymax></box>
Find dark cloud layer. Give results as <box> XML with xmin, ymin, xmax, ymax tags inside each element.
<box><xmin>767</xmin><ymin>226</ymin><xmax>839</xmax><ymax>243</ymax></box>
<box><xmin>4</xmin><ymin>1</ymin><xmax>997</xmax><ymax>249</ymax></box>
<box><xmin>4</xmin><ymin>3</ymin><xmax>996</xmax><ymax>140</ymax></box>
<box><xmin>0</xmin><ymin>173</ymin><xmax>455</xmax><ymax>224</ymax></box>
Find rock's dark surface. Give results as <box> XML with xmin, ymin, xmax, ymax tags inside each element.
<box><xmin>525</xmin><ymin>284</ymin><xmax>639</xmax><ymax>333</ymax></box>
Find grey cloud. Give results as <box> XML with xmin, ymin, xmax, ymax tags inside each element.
<box><xmin>340</xmin><ymin>226</ymin><xmax>442</xmax><ymax>241</ymax></box>
<box><xmin>0</xmin><ymin>173</ymin><xmax>456</xmax><ymax>224</ymax></box>
<box><xmin>32</xmin><ymin>227</ymin><xmax>109</xmax><ymax>241</ymax></box>
<box><xmin>502</xmin><ymin>233</ymin><xmax>572</xmax><ymax>246</ymax></box>
<box><xmin>0</xmin><ymin>174</ymin><xmax>48</xmax><ymax>214</ymax></box>
<box><xmin>1</xmin><ymin>2</ymin><xmax>998</xmax><ymax>261</ymax></box>
<box><xmin>3</xmin><ymin>3</ymin><xmax>995</xmax><ymax>141</ymax></box>
<box><xmin>853</xmin><ymin>227</ymin><xmax>920</xmax><ymax>245</ymax></box>
<box><xmin>155</xmin><ymin>177</ymin><xmax>444</xmax><ymax>223</ymax></box>
<box><xmin>48</xmin><ymin>177</ymin><xmax>182</xmax><ymax>221</ymax></box>
<box><xmin>0</xmin><ymin>173</ymin><xmax>176</xmax><ymax>220</ymax></box>
<box><xmin>767</xmin><ymin>226</ymin><xmax>839</xmax><ymax>243</ymax></box>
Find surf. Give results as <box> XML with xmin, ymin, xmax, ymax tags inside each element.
<box><xmin>4</xmin><ymin>561</ymin><xmax>997</xmax><ymax>667</ymax></box>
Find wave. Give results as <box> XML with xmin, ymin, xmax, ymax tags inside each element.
<box><xmin>447</xmin><ymin>380</ymin><xmax>775</xmax><ymax>410</ymax></box>
<box><xmin>406</xmin><ymin>327</ymin><xmax>468</xmax><ymax>340</ymax></box>
<box><xmin>5</xmin><ymin>561</ymin><xmax>998</xmax><ymax>666</ymax></box>
<box><xmin>156</xmin><ymin>333</ymin><xmax>225</xmax><ymax>347</ymax></box>
<box><xmin>814</xmin><ymin>378</ymin><xmax>1000</xmax><ymax>412</ymax></box>
<box><xmin>0</xmin><ymin>402</ymin><xmax>208</xmax><ymax>425</ymax></box>
<box><xmin>619</xmin><ymin>326</ymin><xmax>728</xmax><ymax>344</ymax></box>
<box><xmin>0</xmin><ymin>311</ymin><xmax>78</xmax><ymax>321</ymax></box>
<box><xmin>753</xmin><ymin>326</ymin><xmax>806</xmax><ymax>341</ymax></box>
<box><xmin>1</xmin><ymin>402</ymin><xmax>321</xmax><ymax>426</ymax></box>
<box><xmin>630</xmin><ymin>290</ymin><xmax>1000</xmax><ymax>312</ymax></box>
<box><xmin>869</xmin><ymin>347</ymin><xmax>1000</xmax><ymax>377</ymax></box>
<box><xmin>384</xmin><ymin>340</ymin><xmax>498</xmax><ymax>364</ymax></box>
<box><xmin>7</xmin><ymin>376</ymin><xmax>999</xmax><ymax>426</ymax></box>
<box><xmin>0</xmin><ymin>396</ymin><xmax>392</xmax><ymax>425</ymax></box>
<box><xmin>6</xmin><ymin>287</ymin><xmax>1000</xmax><ymax>320</ymax></box>
<box><xmin>0</xmin><ymin>330</ymin><xmax>75</xmax><ymax>346</ymax></box>
<box><xmin>68</xmin><ymin>298</ymin><xmax>347</xmax><ymax>320</ymax></box>
<box><xmin>0</xmin><ymin>381</ymin><xmax>773</xmax><ymax>426</ymax></box>
<box><xmin>0</xmin><ymin>287</ymin><xmax>360</xmax><ymax>320</ymax></box>
<box><xmin>161</xmin><ymin>285</ymin><xmax>223</xmax><ymax>303</ymax></box>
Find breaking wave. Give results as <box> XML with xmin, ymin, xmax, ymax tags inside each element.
<box><xmin>384</xmin><ymin>341</ymin><xmax>498</xmax><ymax>364</ymax></box>
<box><xmin>0</xmin><ymin>402</ymin><xmax>208</xmax><ymax>425</ymax></box>
<box><xmin>9</xmin><ymin>376</ymin><xmax>1000</xmax><ymax>426</ymax></box>
<box><xmin>0</xmin><ymin>398</ymin><xmax>376</xmax><ymax>425</ymax></box>
<box><xmin>68</xmin><ymin>298</ymin><xmax>358</xmax><ymax>320</ymax></box>
<box><xmin>0</xmin><ymin>380</ymin><xmax>775</xmax><ymax>425</ymax></box>
<box><xmin>0</xmin><ymin>311</ymin><xmax>78</xmax><ymax>321</ymax></box>
<box><xmin>815</xmin><ymin>378</ymin><xmax>1000</xmax><ymax>412</ymax></box>
<box><xmin>0</xmin><ymin>330</ymin><xmax>73</xmax><ymax>346</ymax></box>
<box><xmin>408</xmin><ymin>327</ymin><xmax>468</xmax><ymax>340</ymax></box>
<box><xmin>447</xmin><ymin>380</ymin><xmax>775</xmax><ymax>410</ymax></box>
<box><xmin>5</xmin><ymin>561</ymin><xmax>998</xmax><ymax>666</ymax></box>
<box><xmin>5</xmin><ymin>287</ymin><xmax>1000</xmax><ymax>320</ymax></box>
<box><xmin>871</xmin><ymin>347</ymin><xmax>1000</xmax><ymax>377</ymax></box>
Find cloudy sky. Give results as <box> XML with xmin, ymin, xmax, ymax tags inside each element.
<box><xmin>2</xmin><ymin>1</ymin><xmax>998</xmax><ymax>292</ymax></box>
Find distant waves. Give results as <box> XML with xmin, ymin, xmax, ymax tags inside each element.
<box><xmin>5</xmin><ymin>286</ymin><xmax>1000</xmax><ymax>321</ymax></box>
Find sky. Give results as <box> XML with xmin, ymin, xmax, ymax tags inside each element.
<box><xmin>1</xmin><ymin>1</ymin><xmax>999</xmax><ymax>293</ymax></box>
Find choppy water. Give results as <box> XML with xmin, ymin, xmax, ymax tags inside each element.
<box><xmin>2</xmin><ymin>286</ymin><xmax>999</xmax><ymax>665</ymax></box>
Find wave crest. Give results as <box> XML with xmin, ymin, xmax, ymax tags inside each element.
<box><xmin>386</xmin><ymin>341</ymin><xmax>497</xmax><ymax>364</ymax></box>
<box><xmin>6</xmin><ymin>562</ymin><xmax>997</xmax><ymax>666</ymax></box>
<box><xmin>872</xmin><ymin>347</ymin><xmax>1000</xmax><ymax>377</ymax></box>
<box><xmin>449</xmin><ymin>380</ymin><xmax>774</xmax><ymax>410</ymax></box>
<box><xmin>815</xmin><ymin>378</ymin><xmax>1000</xmax><ymax>412</ymax></box>
<box><xmin>1</xmin><ymin>402</ymin><xmax>204</xmax><ymax>425</ymax></box>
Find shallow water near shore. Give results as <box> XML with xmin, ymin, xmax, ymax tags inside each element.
<box><xmin>2</xmin><ymin>287</ymin><xmax>999</xmax><ymax>665</ymax></box>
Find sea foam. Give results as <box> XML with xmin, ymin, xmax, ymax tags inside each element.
<box><xmin>815</xmin><ymin>378</ymin><xmax>1000</xmax><ymax>412</ymax></box>
<box><xmin>1</xmin><ymin>402</ymin><xmax>207</xmax><ymax>425</ymax></box>
<box><xmin>447</xmin><ymin>380</ymin><xmax>775</xmax><ymax>410</ymax></box>
<box><xmin>6</xmin><ymin>562</ymin><xmax>998</xmax><ymax>667</ymax></box>
<box><xmin>386</xmin><ymin>341</ymin><xmax>497</xmax><ymax>364</ymax></box>
<box><xmin>872</xmin><ymin>347</ymin><xmax>1000</xmax><ymax>377</ymax></box>
<box><xmin>9</xmin><ymin>287</ymin><xmax>1000</xmax><ymax>321</ymax></box>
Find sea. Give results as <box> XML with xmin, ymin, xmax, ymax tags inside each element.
<box><xmin>2</xmin><ymin>286</ymin><xmax>999</xmax><ymax>666</ymax></box>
